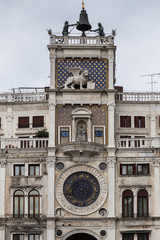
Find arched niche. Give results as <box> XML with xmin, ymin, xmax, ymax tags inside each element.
<box><xmin>71</xmin><ymin>108</ymin><xmax>92</xmax><ymax>142</ymax></box>
<box><xmin>62</xmin><ymin>230</ymin><xmax>100</xmax><ymax>240</ymax></box>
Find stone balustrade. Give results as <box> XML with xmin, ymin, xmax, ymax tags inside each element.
<box><xmin>0</xmin><ymin>137</ymin><xmax>160</xmax><ymax>149</ymax></box>
<box><xmin>0</xmin><ymin>92</ymin><xmax>47</xmax><ymax>103</ymax></box>
<box><xmin>0</xmin><ymin>138</ymin><xmax>48</xmax><ymax>149</ymax></box>
<box><xmin>116</xmin><ymin>92</ymin><xmax>160</xmax><ymax>102</ymax></box>
<box><xmin>50</xmin><ymin>35</ymin><xmax>114</xmax><ymax>45</ymax></box>
<box><xmin>116</xmin><ymin>137</ymin><xmax>160</xmax><ymax>148</ymax></box>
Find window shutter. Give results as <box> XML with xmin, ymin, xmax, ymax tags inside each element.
<box><xmin>127</xmin><ymin>116</ymin><xmax>131</xmax><ymax>127</ymax></box>
<box><xmin>18</xmin><ymin>117</ymin><xmax>29</xmax><ymax>128</ymax></box>
<box><xmin>141</xmin><ymin>116</ymin><xmax>145</xmax><ymax>128</ymax></box>
<box><xmin>120</xmin><ymin>116</ymin><xmax>125</xmax><ymax>127</ymax></box>
<box><xmin>133</xmin><ymin>163</ymin><xmax>136</xmax><ymax>175</ymax></box>
<box><xmin>120</xmin><ymin>164</ymin><xmax>122</xmax><ymax>175</ymax></box>
<box><xmin>0</xmin><ymin>117</ymin><xmax>1</xmax><ymax>129</ymax></box>
<box><xmin>159</xmin><ymin>116</ymin><xmax>160</xmax><ymax>127</ymax></box>
<box><xmin>134</xmin><ymin>116</ymin><xmax>139</xmax><ymax>127</ymax></box>
<box><xmin>33</xmin><ymin>116</ymin><xmax>44</xmax><ymax>127</ymax></box>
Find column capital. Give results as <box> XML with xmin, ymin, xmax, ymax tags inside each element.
<box><xmin>47</xmin><ymin>157</ymin><xmax>56</xmax><ymax>167</ymax></box>
<box><xmin>153</xmin><ymin>159</ymin><xmax>160</xmax><ymax>167</ymax></box>
<box><xmin>49</xmin><ymin>102</ymin><xmax>56</xmax><ymax>109</ymax></box>
<box><xmin>0</xmin><ymin>160</ymin><xmax>6</xmax><ymax>168</ymax></box>
<box><xmin>107</xmin><ymin>157</ymin><xmax>116</xmax><ymax>167</ymax></box>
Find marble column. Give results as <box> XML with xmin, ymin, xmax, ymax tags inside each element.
<box><xmin>107</xmin><ymin>157</ymin><xmax>116</xmax><ymax>217</ymax></box>
<box><xmin>0</xmin><ymin>161</ymin><xmax>6</xmax><ymax>218</ymax></box>
<box><xmin>108</xmin><ymin>49</ymin><xmax>115</xmax><ymax>89</ymax></box>
<box><xmin>47</xmin><ymin>221</ymin><xmax>55</xmax><ymax>240</ymax></box>
<box><xmin>47</xmin><ymin>157</ymin><xmax>56</xmax><ymax>217</ymax></box>
<box><xmin>0</xmin><ymin>230</ymin><xmax>5</xmax><ymax>240</ymax></box>
<box><xmin>153</xmin><ymin>159</ymin><xmax>160</xmax><ymax>216</ymax></box>
<box><xmin>50</xmin><ymin>54</ymin><xmax>56</xmax><ymax>89</ymax></box>
<box><xmin>108</xmin><ymin>223</ymin><xmax>116</xmax><ymax>240</ymax></box>
<box><xmin>108</xmin><ymin>102</ymin><xmax>115</xmax><ymax>148</ymax></box>
<box><xmin>48</xmin><ymin>94</ymin><xmax>56</xmax><ymax>148</ymax></box>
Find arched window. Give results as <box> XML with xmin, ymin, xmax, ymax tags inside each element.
<box><xmin>13</xmin><ymin>190</ymin><xmax>24</xmax><ymax>217</ymax></box>
<box><xmin>137</xmin><ymin>189</ymin><xmax>148</xmax><ymax>217</ymax></box>
<box><xmin>28</xmin><ymin>190</ymin><xmax>40</xmax><ymax>217</ymax></box>
<box><xmin>122</xmin><ymin>190</ymin><xmax>133</xmax><ymax>217</ymax></box>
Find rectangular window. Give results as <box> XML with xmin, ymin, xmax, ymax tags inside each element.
<box><xmin>60</xmin><ymin>127</ymin><xmax>69</xmax><ymax>144</ymax></box>
<box><xmin>137</xmin><ymin>164</ymin><xmax>149</xmax><ymax>175</ymax></box>
<box><xmin>122</xmin><ymin>233</ymin><xmax>134</xmax><ymax>240</ymax></box>
<box><xmin>0</xmin><ymin>117</ymin><xmax>1</xmax><ymax>129</ymax></box>
<box><xmin>18</xmin><ymin>117</ymin><xmax>29</xmax><ymax>128</ymax></box>
<box><xmin>134</xmin><ymin>116</ymin><xmax>145</xmax><ymax>128</ymax></box>
<box><xmin>29</xmin><ymin>165</ymin><xmax>40</xmax><ymax>176</ymax></box>
<box><xmin>33</xmin><ymin>116</ymin><xmax>44</xmax><ymax>128</ymax></box>
<box><xmin>14</xmin><ymin>165</ymin><xmax>25</xmax><ymax>176</ymax></box>
<box><xmin>13</xmin><ymin>235</ymin><xmax>24</xmax><ymax>240</ymax></box>
<box><xmin>137</xmin><ymin>233</ymin><xmax>149</xmax><ymax>240</ymax></box>
<box><xmin>120</xmin><ymin>116</ymin><xmax>131</xmax><ymax>128</ymax></box>
<box><xmin>28</xmin><ymin>235</ymin><xmax>40</xmax><ymax>240</ymax></box>
<box><xmin>120</xmin><ymin>164</ymin><xmax>136</xmax><ymax>175</ymax></box>
<box><xmin>94</xmin><ymin>127</ymin><xmax>104</xmax><ymax>144</ymax></box>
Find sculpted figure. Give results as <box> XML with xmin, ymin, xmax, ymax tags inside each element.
<box><xmin>90</xmin><ymin>23</ymin><xmax>105</xmax><ymax>37</ymax></box>
<box><xmin>62</xmin><ymin>21</ymin><xmax>76</xmax><ymax>36</ymax></box>
<box><xmin>58</xmin><ymin>68</ymin><xmax>89</xmax><ymax>89</ymax></box>
<box><xmin>77</xmin><ymin>125</ymin><xmax>87</xmax><ymax>142</ymax></box>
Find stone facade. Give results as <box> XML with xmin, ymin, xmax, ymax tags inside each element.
<box><xmin>0</xmin><ymin>16</ymin><xmax>159</xmax><ymax>240</ymax></box>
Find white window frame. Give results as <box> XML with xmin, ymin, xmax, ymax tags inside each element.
<box><xmin>93</xmin><ymin>125</ymin><xmax>105</xmax><ymax>144</ymax></box>
<box><xmin>58</xmin><ymin>126</ymin><xmax>71</xmax><ymax>144</ymax></box>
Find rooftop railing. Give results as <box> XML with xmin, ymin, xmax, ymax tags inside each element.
<box><xmin>0</xmin><ymin>92</ymin><xmax>47</xmax><ymax>103</ymax></box>
<box><xmin>116</xmin><ymin>92</ymin><xmax>160</xmax><ymax>102</ymax></box>
<box><xmin>49</xmin><ymin>35</ymin><xmax>114</xmax><ymax>45</ymax></box>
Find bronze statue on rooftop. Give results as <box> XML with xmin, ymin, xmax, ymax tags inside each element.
<box><xmin>62</xmin><ymin>21</ymin><xmax>77</xmax><ymax>36</ymax></box>
<box><xmin>90</xmin><ymin>23</ymin><xmax>105</xmax><ymax>37</ymax></box>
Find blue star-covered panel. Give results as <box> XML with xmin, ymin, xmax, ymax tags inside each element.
<box><xmin>56</xmin><ymin>59</ymin><xmax>108</xmax><ymax>89</ymax></box>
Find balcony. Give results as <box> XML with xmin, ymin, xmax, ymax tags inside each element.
<box><xmin>116</xmin><ymin>137</ymin><xmax>160</xmax><ymax>149</ymax></box>
<box><xmin>59</xmin><ymin>142</ymin><xmax>104</xmax><ymax>159</ymax></box>
<box><xmin>0</xmin><ymin>138</ymin><xmax>48</xmax><ymax>149</ymax></box>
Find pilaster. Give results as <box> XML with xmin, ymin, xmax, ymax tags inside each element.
<box><xmin>107</xmin><ymin>156</ymin><xmax>116</xmax><ymax>217</ymax></box>
<box><xmin>108</xmin><ymin>49</ymin><xmax>115</xmax><ymax>89</ymax></box>
<box><xmin>47</xmin><ymin>221</ymin><xmax>55</xmax><ymax>240</ymax></box>
<box><xmin>0</xmin><ymin>229</ymin><xmax>5</xmax><ymax>240</ymax></box>
<box><xmin>48</xmin><ymin>91</ymin><xmax>56</xmax><ymax>148</ymax></box>
<box><xmin>47</xmin><ymin>156</ymin><xmax>56</xmax><ymax>217</ymax></box>
<box><xmin>50</xmin><ymin>51</ymin><xmax>56</xmax><ymax>89</ymax></box>
<box><xmin>153</xmin><ymin>159</ymin><xmax>160</xmax><ymax>216</ymax></box>
<box><xmin>107</xmin><ymin>99</ymin><xmax>115</xmax><ymax>148</ymax></box>
<box><xmin>0</xmin><ymin>160</ymin><xmax>6</xmax><ymax>217</ymax></box>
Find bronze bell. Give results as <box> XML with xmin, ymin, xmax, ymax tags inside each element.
<box><xmin>76</xmin><ymin>4</ymin><xmax>92</xmax><ymax>36</ymax></box>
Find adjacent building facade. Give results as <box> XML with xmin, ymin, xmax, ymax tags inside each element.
<box><xmin>0</xmin><ymin>6</ymin><xmax>160</xmax><ymax>240</ymax></box>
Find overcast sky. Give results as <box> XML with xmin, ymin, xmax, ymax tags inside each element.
<box><xmin>1</xmin><ymin>0</ymin><xmax>160</xmax><ymax>92</ymax></box>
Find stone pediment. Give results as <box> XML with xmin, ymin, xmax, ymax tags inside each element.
<box><xmin>71</xmin><ymin>108</ymin><xmax>92</xmax><ymax>118</ymax></box>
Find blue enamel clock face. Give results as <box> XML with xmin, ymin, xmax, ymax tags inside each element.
<box><xmin>63</xmin><ymin>171</ymin><xmax>100</xmax><ymax>207</ymax></box>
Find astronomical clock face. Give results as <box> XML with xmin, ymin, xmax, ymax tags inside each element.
<box><xmin>63</xmin><ymin>172</ymin><xmax>100</xmax><ymax>207</ymax></box>
<box><xmin>56</xmin><ymin>165</ymin><xmax>107</xmax><ymax>215</ymax></box>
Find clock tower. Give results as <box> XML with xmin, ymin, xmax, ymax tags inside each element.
<box><xmin>47</xmin><ymin>3</ymin><xmax>116</xmax><ymax>240</ymax></box>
